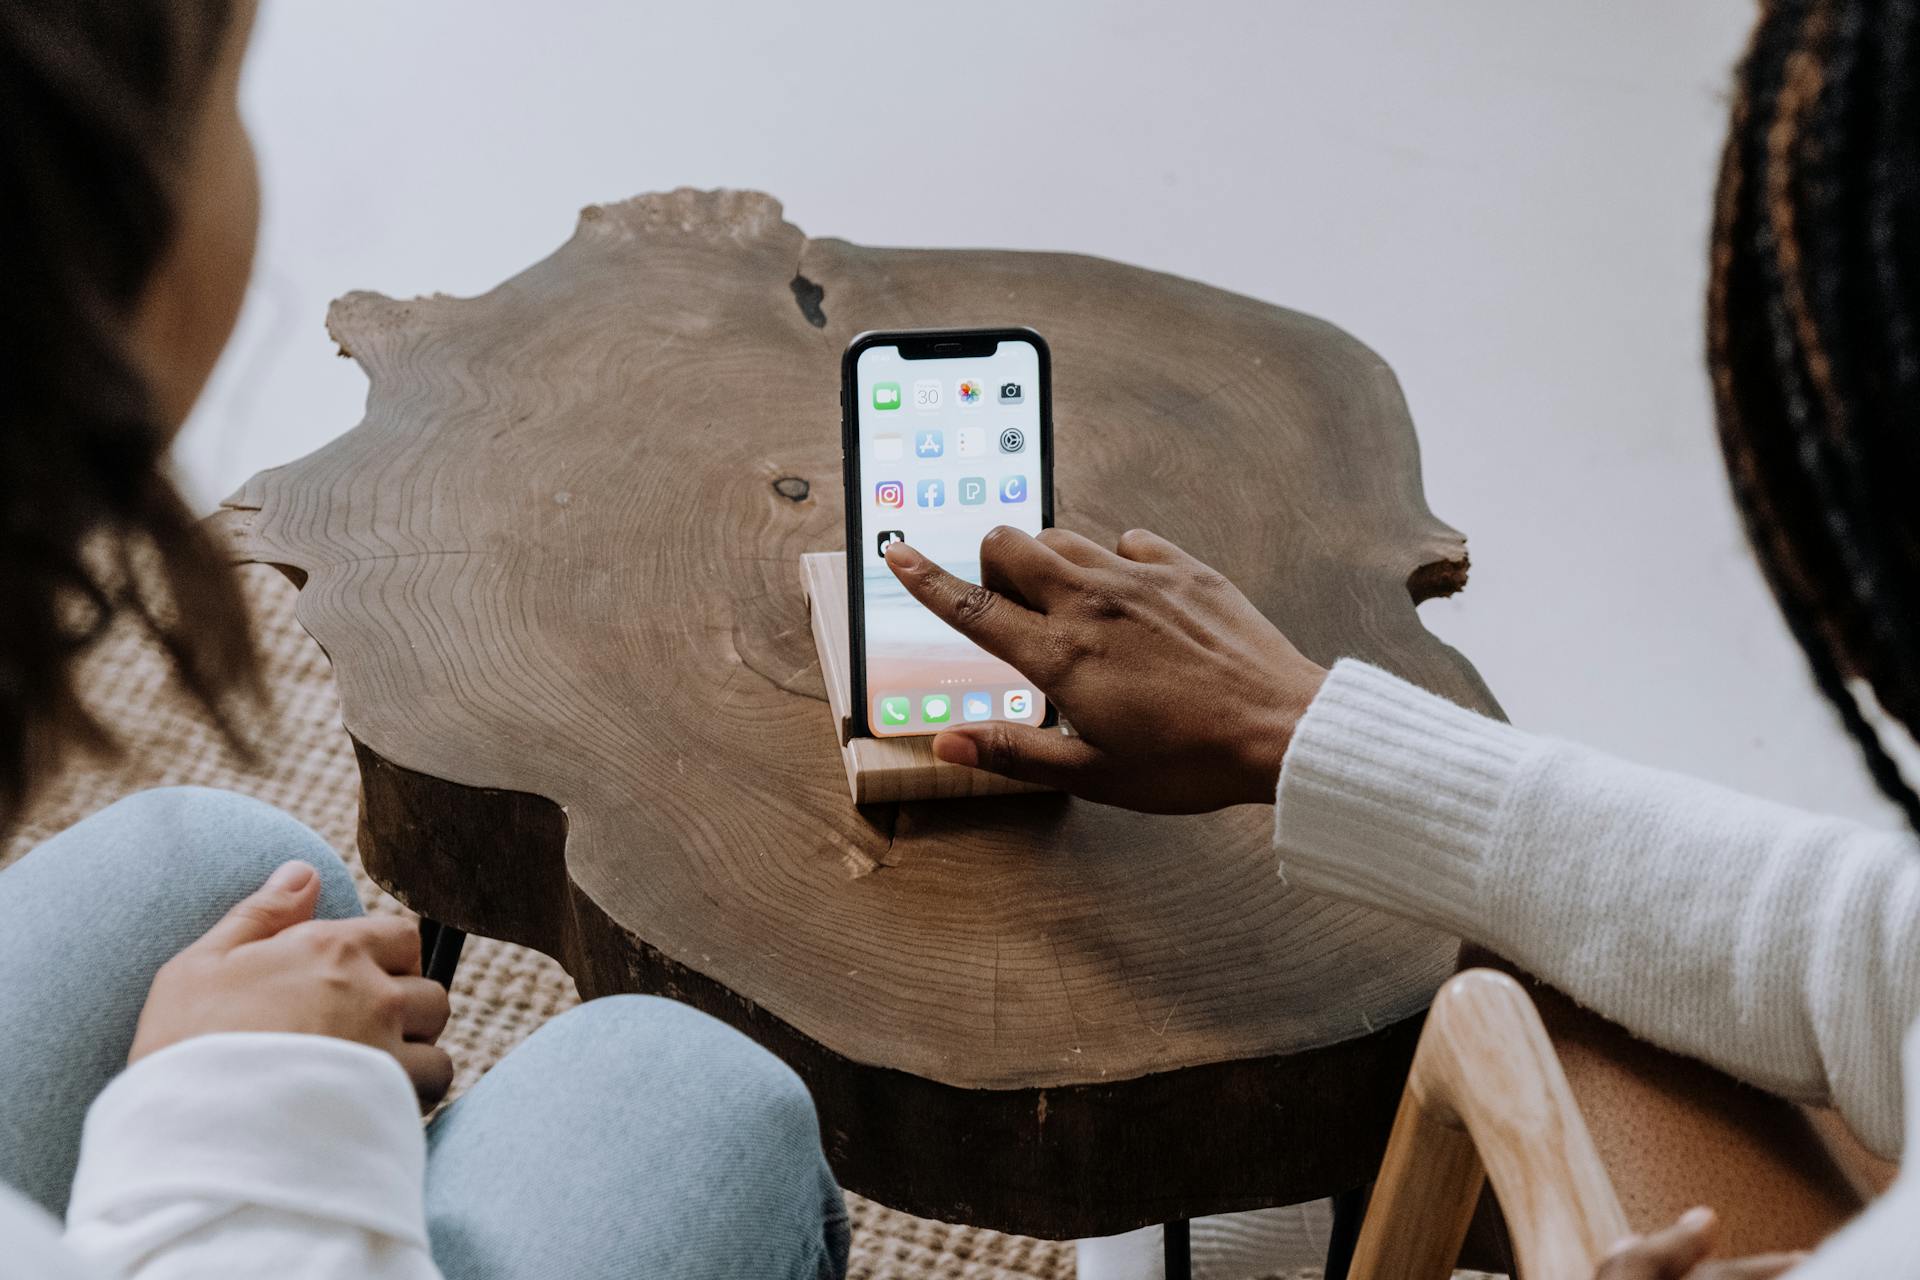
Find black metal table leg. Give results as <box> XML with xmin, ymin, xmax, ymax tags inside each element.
<box><xmin>1324</xmin><ymin>1184</ymin><xmax>1370</xmax><ymax>1280</ymax></box>
<box><xmin>419</xmin><ymin>916</ymin><xmax>468</xmax><ymax>988</ymax></box>
<box><xmin>1163</xmin><ymin>1218</ymin><xmax>1191</xmax><ymax>1280</ymax></box>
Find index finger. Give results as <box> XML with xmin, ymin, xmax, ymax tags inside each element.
<box><xmin>883</xmin><ymin>541</ymin><xmax>1053</xmax><ymax>673</ymax></box>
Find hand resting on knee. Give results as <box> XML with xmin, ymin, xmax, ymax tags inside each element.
<box><xmin>132</xmin><ymin>861</ymin><xmax>454</xmax><ymax>1107</ymax></box>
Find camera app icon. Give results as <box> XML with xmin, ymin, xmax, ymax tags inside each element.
<box><xmin>998</xmin><ymin>381</ymin><xmax>1024</xmax><ymax>404</ymax></box>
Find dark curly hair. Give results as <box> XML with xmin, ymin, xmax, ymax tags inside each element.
<box><xmin>1712</xmin><ymin>0</ymin><xmax>1920</xmax><ymax>829</ymax></box>
<box><xmin>0</xmin><ymin>0</ymin><xmax>256</xmax><ymax>825</ymax></box>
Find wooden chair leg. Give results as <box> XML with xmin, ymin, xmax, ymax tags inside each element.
<box><xmin>1348</xmin><ymin>969</ymin><xmax>1630</xmax><ymax>1280</ymax></box>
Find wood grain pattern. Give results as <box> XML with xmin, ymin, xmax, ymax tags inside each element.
<box><xmin>223</xmin><ymin>187</ymin><xmax>1490</xmax><ymax>1235</ymax></box>
<box><xmin>1350</xmin><ymin>969</ymin><xmax>1629</xmax><ymax>1280</ymax></box>
<box><xmin>800</xmin><ymin>551</ymin><xmax>1058</xmax><ymax>803</ymax></box>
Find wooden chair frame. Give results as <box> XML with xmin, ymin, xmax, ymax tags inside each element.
<box><xmin>1350</xmin><ymin>968</ymin><xmax>1630</xmax><ymax>1280</ymax></box>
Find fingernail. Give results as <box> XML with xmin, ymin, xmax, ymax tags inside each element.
<box><xmin>267</xmin><ymin>861</ymin><xmax>315</xmax><ymax>892</ymax></box>
<box><xmin>933</xmin><ymin>733</ymin><xmax>979</xmax><ymax>767</ymax></box>
<box><xmin>1680</xmin><ymin>1206</ymin><xmax>1714</xmax><ymax>1231</ymax></box>
<box><xmin>885</xmin><ymin>542</ymin><xmax>923</xmax><ymax>571</ymax></box>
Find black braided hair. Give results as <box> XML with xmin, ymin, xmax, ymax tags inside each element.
<box><xmin>1711</xmin><ymin>0</ymin><xmax>1920</xmax><ymax>830</ymax></box>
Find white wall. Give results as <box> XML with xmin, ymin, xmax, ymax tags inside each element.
<box><xmin>177</xmin><ymin>0</ymin><xmax>1908</xmax><ymax>825</ymax></box>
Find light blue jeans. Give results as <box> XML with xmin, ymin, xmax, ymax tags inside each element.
<box><xmin>0</xmin><ymin>787</ymin><xmax>850</xmax><ymax>1279</ymax></box>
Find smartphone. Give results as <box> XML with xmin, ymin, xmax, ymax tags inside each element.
<box><xmin>842</xmin><ymin>327</ymin><xmax>1055</xmax><ymax>739</ymax></box>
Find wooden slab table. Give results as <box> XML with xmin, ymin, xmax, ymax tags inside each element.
<box><xmin>218</xmin><ymin>188</ymin><xmax>1499</xmax><ymax>1257</ymax></box>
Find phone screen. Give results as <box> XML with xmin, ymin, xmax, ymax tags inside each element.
<box><xmin>849</xmin><ymin>335</ymin><xmax>1049</xmax><ymax>738</ymax></box>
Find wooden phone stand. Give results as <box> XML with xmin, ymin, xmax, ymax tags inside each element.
<box><xmin>800</xmin><ymin>552</ymin><xmax>1061</xmax><ymax>804</ymax></box>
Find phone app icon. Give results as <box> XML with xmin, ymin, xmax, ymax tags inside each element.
<box><xmin>998</xmin><ymin>381</ymin><xmax>1024</xmax><ymax>404</ymax></box>
<box><xmin>916</xmin><ymin>478</ymin><xmax>945</xmax><ymax>508</ymax></box>
<box><xmin>1004</xmin><ymin>689</ymin><xmax>1033</xmax><ymax>718</ymax></box>
<box><xmin>962</xmin><ymin>691</ymin><xmax>992</xmax><ymax>721</ymax></box>
<box><xmin>955</xmin><ymin>426</ymin><xmax>985</xmax><ymax>457</ymax></box>
<box><xmin>874</xmin><ymin>434</ymin><xmax>904</xmax><ymax>462</ymax></box>
<box><xmin>998</xmin><ymin>475</ymin><xmax>1028</xmax><ymax>503</ymax></box>
<box><xmin>921</xmin><ymin>694</ymin><xmax>952</xmax><ymax>724</ymax></box>
<box><xmin>875</xmin><ymin>480</ymin><xmax>905</xmax><ymax>508</ymax></box>
<box><xmin>877</xmin><ymin>530</ymin><xmax>906</xmax><ymax>558</ymax></box>
<box><xmin>957</xmin><ymin>378</ymin><xmax>984</xmax><ymax>406</ymax></box>
<box><xmin>873</xmin><ymin>382</ymin><xmax>901</xmax><ymax>411</ymax></box>
<box><xmin>957</xmin><ymin>476</ymin><xmax>988</xmax><ymax>506</ymax></box>
<box><xmin>879</xmin><ymin>696</ymin><xmax>910</xmax><ymax>726</ymax></box>
<box><xmin>998</xmin><ymin>426</ymin><xmax>1026</xmax><ymax>454</ymax></box>
<box><xmin>913</xmin><ymin>379</ymin><xmax>943</xmax><ymax>411</ymax></box>
<box><xmin>914</xmin><ymin>430</ymin><xmax>944</xmax><ymax>460</ymax></box>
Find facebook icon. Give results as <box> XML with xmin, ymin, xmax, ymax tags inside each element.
<box><xmin>917</xmin><ymin>478</ymin><xmax>945</xmax><ymax>507</ymax></box>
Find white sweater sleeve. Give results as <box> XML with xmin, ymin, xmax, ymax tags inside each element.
<box><xmin>1274</xmin><ymin>658</ymin><xmax>1920</xmax><ymax>1160</ymax></box>
<box><xmin>63</xmin><ymin>1033</ymin><xmax>442</xmax><ymax>1280</ymax></box>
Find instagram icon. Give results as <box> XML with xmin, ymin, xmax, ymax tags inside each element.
<box><xmin>874</xmin><ymin>480</ymin><xmax>905</xmax><ymax>509</ymax></box>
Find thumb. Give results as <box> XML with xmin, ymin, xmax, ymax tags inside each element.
<box><xmin>195</xmin><ymin>860</ymin><xmax>322</xmax><ymax>952</ymax></box>
<box><xmin>932</xmin><ymin>724</ymin><xmax>1107</xmax><ymax>793</ymax></box>
<box><xmin>1599</xmin><ymin>1207</ymin><xmax>1716</xmax><ymax>1279</ymax></box>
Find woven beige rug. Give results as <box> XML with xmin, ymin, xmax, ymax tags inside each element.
<box><xmin>4</xmin><ymin>565</ymin><xmax>1098</xmax><ymax>1280</ymax></box>
<box><xmin>4</xmin><ymin>564</ymin><xmax>1417</xmax><ymax>1280</ymax></box>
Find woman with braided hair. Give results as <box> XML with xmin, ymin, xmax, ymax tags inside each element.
<box><xmin>887</xmin><ymin>3</ymin><xmax>1920</xmax><ymax>1276</ymax></box>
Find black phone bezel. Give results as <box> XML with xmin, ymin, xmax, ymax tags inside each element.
<box><xmin>840</xmin><ymin>326</ymin><xmax>1056</xmax><ymax>741</ymax></box>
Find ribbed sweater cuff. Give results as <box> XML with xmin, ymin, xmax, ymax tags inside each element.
<box><xmin>1274</xmin><ymin>659</ymin><xmax>1535</xmax><ymax>939</ymax></box>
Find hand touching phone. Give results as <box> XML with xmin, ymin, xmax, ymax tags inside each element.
<box><xmin>883</xmin><ymin>525</ymin><xmax>1327</xmax><ymax>813</ymax></box>
<box><xmin>132</xmin><ymin>860</ymin><xmax>454</xmax><ymax>1105</ymax></box>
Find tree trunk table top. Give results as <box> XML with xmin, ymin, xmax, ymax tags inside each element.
<box><xmin>219</xmin><ymin>188</ymin><xmax>1500</xmax><ymax>1238</ymax></box>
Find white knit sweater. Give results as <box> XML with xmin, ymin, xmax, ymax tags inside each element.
<box><xmin>1275</xmin><ymin>659</ymin><xmax>1920</xmax><ymax>1274</ymax></box>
